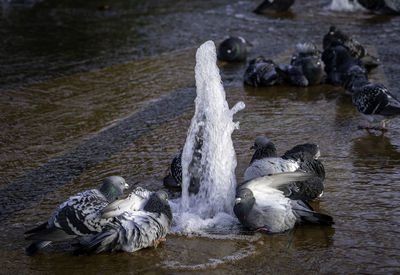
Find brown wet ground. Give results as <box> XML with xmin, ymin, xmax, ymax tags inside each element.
<box><xmin>1</xmin><ymin>0</ymin><xmax>400</xmax><ymax>274</ymax></box>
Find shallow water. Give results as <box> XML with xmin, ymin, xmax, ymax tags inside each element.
<box><xmin>1</xmin><ymin>0</ymin><xmax>400</xmax><ymax>273</ymax></box>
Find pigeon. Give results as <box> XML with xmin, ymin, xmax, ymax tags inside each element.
<box><xmin>248</xmin><ymin>136</ymin><xmax>278</xmax><ymax>164</ymax></box>
<box><xmin>357</xmin><ymin>0</ymin><xmax>400</xmax><ymax>14</ymax></box>
<box><xmin>342</xmin><ymin>64</ymin><xmax>369</xmax><ymax>93</ymax></box>
<box><xmin>322</xmin><ymin>45</ymin><xmax>368</xmax><ymax>87</ymax></box>
<box><xmin>101</xmin><ymin>186</ymin><xmax>154</xmax><ymax>218</ymax></box>
<box><xmin>24</xmin><ymin>176</ymin><xmax>129</xmax><ymax>255</ymax></box>
<box><xmin>322</xmin><ymin>26</ymin><xmax>380</xmax><ymax>68</ymax></box>
<box><xmin>384</xmin><ymin>0</ymin><xmax>400</xmax><ymax>13</ymax></box>
<box><xmin>244</xmin><ymin>56</ymin><xmax>310</xmax><ymax>87</ymax></box>
<box><xmin>253</xmin><ymin>0</ymin><xmax>295</xmax><ymax>13</ymax></box>
<box><xmin>244</xmin><ymin>57</ymin><xmax>283</xmax><ymax>87</ymax></box>
<box><xmin>352</xmin><ymin>82</ymin><xmax>400</xmax><ymax>130</ymax></box>
<box><xmin>275</xmin><ymin>63</ymin><xmax>309</xmax><ymax>87</ymax></box>
<box><xmin>75</xmin><ymin>190</ymin><xmax>172</xmax><ymax>254</ymax></box>
<box><xmin>357</xmin><ymin>0</ymin><xmax>386</xmax><ymax>10</ymax></box>
<box><xmin>290</xmin><ymin>42</ymin><xmax>325</xmax><ymax>85</ymax></box>
<box><xmin>245</xmin><ymin>141</ymin><xmax>325</xmax><ymax>201</ymax></box>
<box><xmin>163</xmin><ymin>150</ymin><xmax>182</xmax><ymax>189</ymax></box>
<box><xmin>234</xmin><ymin>172</ymin><xmax>334</xmax><ymax>233</ymax></box>
<box><xmin>162</xmin><ymin>149</ymin><xmax>201</xmax><ymax>194</ymax></box>
<box><xmin>217</xmin><ymin>36</ymin><xmax>248</xmax><ymax>62</ymax></box>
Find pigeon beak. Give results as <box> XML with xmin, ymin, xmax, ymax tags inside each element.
<box><xmin>315</xmin><ymin>148</ymin><xmax>321</xmax><ymax>160</ymax></box>
<box><xmin>250</xmin><ymin>145</ymin><xmax>256</xmax><ymax>150</ymax></box>
<box><xmin>124</xmin><ymin>182</ymin><xmax>129</xmax><ymax>189</ymax></box>
<box><xmin>235</xmin><ymin>197</ymin><xmax>242</xmax><ymax>204</ymax></box>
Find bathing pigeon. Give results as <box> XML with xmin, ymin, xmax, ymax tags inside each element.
<box><xmin>163</xmin><ymin>150</ymin><xmax>182</xmax><ymax>189</ymax></box>
<box><xmin>342</xmin><ymin>64</ymin><xmax>369</xmax><ymax>92</ymax></box>
<box><xmin>384</xmin><ymin>0</ymin><xmax>400</xmax><ymax>13</ymax></box>
<box><xmin>245</xmin><ymin>141</ymin><xmax>325</xmax><ymax>201</ymax></box>
<box><xmin>101</xmin><ymin>186</ymin><xmax>153</xmax><ymax>218</ymax></box>
<box><xmin>76</xmin><ymin>190</ymin><xmax>172</xmax><ymax>254</ymax></box>
<box><xmin>275</xmin><ymin>63</ymin><xmax>309</xmax><ymax>87</ymax></box>
<box><xmin>234</xmin><ymin>172</ymin><xmax>334</xmax><ymax>233</ymax></box>
<box><xmin>352</xmin><ymin>82</ymin><xmax>400</xmax><ymax>130</ymax></box>
<box><xmin>253</xmin><ymin>0</ymin><xmax>295</xmax><ymax>13</ymax></box>
<box><xmin>249</xmin><ymin>136</ymin><xmax>278</xmax><ymax>164</ymax></box>
<box><xmin>244</xmin><ymin>57</ymin><xmax>282</xmax><ymax>87</ymax></box>
<box><xmin>217</xmin><ymin>36</ymin><xmax>248</xmax><ymax>62</ymax></box>
<box><xmin>290</xmin><ymin>42</ymin><xmax>325</xmax><ymax>85</ymax></box>
<box><xmin>162</xmin><ymin>149</ymin><xmax>201</xmax><ymax>194</ymax></box>
<box><xmin>357</xmin><ymin>0</ymin><xmax>400</xmax><ymax>14</ymax></box>
<box><xmin>322</xmin><ymin>45</ymin><xmax>368</xmax><ymax>87</ymax></box>
<box><xmin>24</xmin><ymin>176</ymin><xmax>129</xmax><ymax>255</ymax></box>
<box><xmin>322</xmin><ymin>26</ymin><xmax>379</xmax><ymax>68</ymax></box>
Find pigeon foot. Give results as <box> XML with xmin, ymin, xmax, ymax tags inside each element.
<box><xmin>153</xmin><ymin>238</ymin><xmax>167</xmax><ymax>247</ymax></box>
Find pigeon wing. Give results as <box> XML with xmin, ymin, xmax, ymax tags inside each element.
<box><xmin>244</xmin><ymin>158</ymin><xmax>299</xmax><ymax>181</ymax></box>
<box><xmin>78</xmin><ymin>211</ymin><xmax>171</xmax><ymax>253</ymax></box>
<box><xmin>241</xmin><ymin>172</ymin><xmax>315</xmax><ymax>192</ymax></box>
<box><xmin>50</xmin><ymin>189</ymin><xmax>108</xmax><ymax>236</ymax></box>
<box><xmin>101</xmin><ymin>186</ymin><xmax>153</xmax><ymax>218</ymax></box>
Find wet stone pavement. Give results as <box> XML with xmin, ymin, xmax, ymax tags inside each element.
<box><xmin>1</xmin><ymin>0</ymin><xmax>400</xmax><ymax>274</ymax></box>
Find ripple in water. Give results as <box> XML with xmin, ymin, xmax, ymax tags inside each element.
<box><xmin>170</xmin><ymin>41</ymin><xmax>245</xmax><ymax>236</ymax></box>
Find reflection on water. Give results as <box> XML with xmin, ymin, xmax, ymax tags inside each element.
<box><xmin>1</xmin><ymin>0</ymin><xmax>400</xmax><ymax>273</ymax></box>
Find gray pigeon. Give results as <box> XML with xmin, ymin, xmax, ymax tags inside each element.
<box><xmin>290</xmin><ymin>42</ymin><xmax>325</xmax><ymax>85</ymax></box>
<box><xmin>253</xmin><ymin>0</ymin><xmax>295</xmax><ymax>13</ymax></box>
<box><xmin>163</xmin><ymin>150</ymin><xmax>182</xmax><ymax>189</ymax></box>
<box><xmin>322</xmin><ymin>26</ymin><xmax>380</xmax><ymax>68</ymax></box>
<box><xmin>234</xmin><ymin>173</ymin><xmax>333</xmax><ymax>233</ymax></box>
<box><xmin>352</xmin><ymin>82</ymin><xmax>400</xmax><ymax>130</ymax></box>
<box><xmin>357</xmin><ymin>0</ymin><xmax>400</xmax><ymax>14</ymax></box>
<box><xmin>249</xmin><ymin>136</ymin><xmax>278</xmax><ymax>164</ymax></box>
<box><xmin>75</xmin><ymin>189</ymin><xmax>172</xmax><ymax>254</ymax></box>
<box><xmin>244</xmin><ymin>57</ymin><xmax>283</xmax><ymax>87</ymax></box>
<box><xmin>24</xmin><ymin>176</ymin><xmax>129</xmax><ymax>255</ymax></box>
<box><xmin>322</xmin><ymin>45</ymin><xmax>368</xmax><ymax>88</ymax></box>
<box><xmin>245</xmin><ymin>140</ymin><xmax>325</xmax><ymax>201</ymax></box>
<box><xmin>275</xmin><ymin>63</ymin><xmax>309</xmax><ymax>87</ymax></box>
<box><xmin>217</xmin><ymin>36</ymin><xmax>248</xmax><ymax>62</ymax></box>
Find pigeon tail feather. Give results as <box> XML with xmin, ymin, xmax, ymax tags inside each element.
<box><xmin>26</xmin><ymin>241</ymin><xmax>52</xmax><ymax>256</ymax></box>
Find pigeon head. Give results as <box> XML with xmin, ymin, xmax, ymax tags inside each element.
<box><xmin>250</xmin><ymin>136</ymin><xmax>277</xmax><ymax>163</ymax></box>
<box><xmin>143</xmin><ymin>191</ymin><xmax>173</xmax><ymax>223</ymax></box>
<box><xmin>217</xmin><ymin>36</ymin><xmax>247</xmax><ymax>62</ymax></box>
<box><xmin>100</xmin><ymin>176</ymin><xmax>129</xmax><ymax>202</ymax></box>
<box><xmin>234</xmin><ymin>188</ymin><xmax>255</xmax><ymax>226</ymax></box>
<box><xmin>282</xmin><ymin>143</ymin><xmax>320</xmax><ymax>161</ymax></box>
<box><xmin>343</xmin><ymin>64</ymin><xmax>369</xmax><ymax>92</ymax></box>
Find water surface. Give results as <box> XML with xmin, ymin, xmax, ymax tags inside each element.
<box><xmin>1</xmin><ymin>0</ymin><xmax>400</xmax><ymax>273</ymax></box>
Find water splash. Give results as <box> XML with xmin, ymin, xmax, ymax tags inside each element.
<box><xmin>172</xmin><ymin>40</ymin><xmax>245</xmax><ymax>235</ymax></box>
<box><xmin>326</xmin><ymin>0</ymin><xmax>364</xmax><ymax>11</ymax></box>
